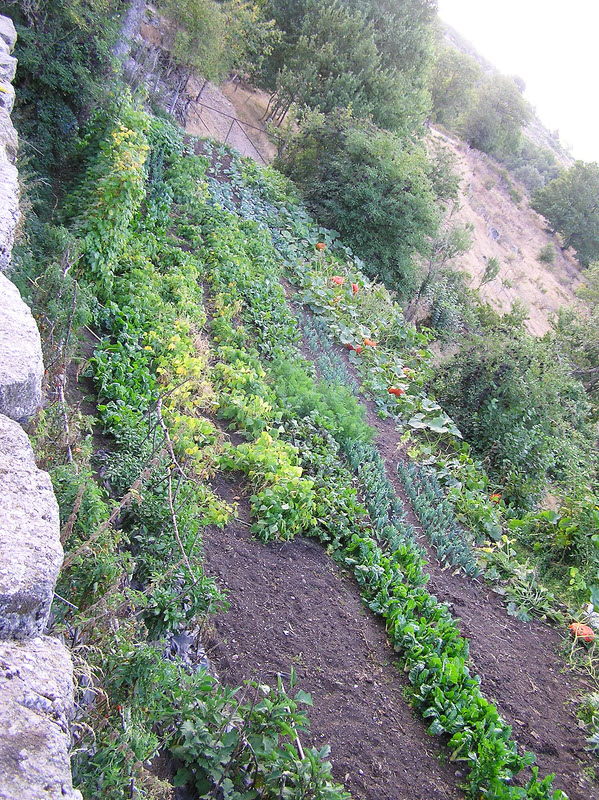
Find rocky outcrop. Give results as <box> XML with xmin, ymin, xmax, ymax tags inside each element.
<box><xmin>0</xmin><ymin>16</ymin><xmax>80</xmax><ymax>800</ymax></box>
<box><xmin>0</xmin><ymin>414</ymin><xmax>62</xmax><ymax>640</ymax></box>
<box><xmin>0</xmin><ymin>15</ymin><xmax>18</xmax><ymax>272</ymax></box>
<box><xmin>0</xmin><ymin>637</ymin><xmax>82</xmax><ymax>800</ymax></box>
<box><xmin>0</xmin><ymin>274</ymin><xmax>44</xmax><ymax>421</ymax></box>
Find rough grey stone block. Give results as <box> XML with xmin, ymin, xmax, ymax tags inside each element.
<box><xmin>0</xmin><ymin>16</ymin><xmax>16</xmax><ymax>52</ymax></box>
<box><xmin>0</xmin><ymin>111</ymin><xmax>18</xmax><ymax>163</ymax></box>
<box><xmin>0</xmin><ymin>80</ymin><xmax>14</xmax><ymax>114</ymax></box>
<box><xmin>0</xmin><ymin>156</ymin><xmax>19</xmax><ymax>269</ymax></box>
<box><xmin>0</xmin><ymin>53</ymin><xmax>17</xmax><ymax>83</ymax></box>
<box><xmin>0</xmin><ymin>636</ymin><xmax>82</xmax><ymax>800</ymax></box>
<box><xmin>0</xmin><ymin>414</ymin><xmax>62</xmax><ymax>639</ymax></box>
<box><xmin>0</xmin><ymin>275</ymin><xmax>43</xmax><ymax>419</ymax></box>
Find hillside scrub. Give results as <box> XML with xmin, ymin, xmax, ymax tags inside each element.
<box><xmin>532</xmin><ymin>161</ymin><xmax>599</xmax><ymax>268</ymax></box>
<box><xmin>277</xmin><ymin>111</ymin><xmax>439</xmax><ymax>298</ymax></box>
<box><xmin>429</xmin><ymin>329</ymin><xmax>596</xmax><ymax>511</ymax></box>
<box><xmin>5</xmin><ymin>0</ymin><xmax>123</xmax><ymax>195</ymax></box>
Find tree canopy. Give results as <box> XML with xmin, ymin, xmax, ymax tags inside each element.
<box><xmin>260</xmin><ymin>0</ymin><xmax>436</xmax><ymax>134</ymax></box>
<box><xmin>459</xmin><ymin>74</ymin><xmax>529</xmax><ymax>159</ymax></box>
<box><xmin>429</xmin><ymin>45</ymin><xmax>481</xmax><ymax>128</ymax></box>
<box><xmin>277</xmin><ymin>111</ymin><xmax>439</xmax><ymax>297</ymax></box>
<box><xmin>532</xmin><ymin>161</ymin><xmax>599</xmax><ymax>268</ymax></box>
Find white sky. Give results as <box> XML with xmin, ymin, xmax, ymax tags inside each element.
<box><xmin>436</xmin><ymin>0</ymin><xmax>599</xmax><ymax>163</ymax></box>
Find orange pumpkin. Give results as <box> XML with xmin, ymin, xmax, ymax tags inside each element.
<box><xmin>352</xmin><ymin>283</ymin><xmax>359</xmax><ymax>294</ymax></box>
<box><xmin>363</xmin><ymin>338</ymin><xmax>377</xmax><ymax>347</ymax></box>
<box><xmin>347</xmin><ymin>343</ymin><xmax>362</xmax><ymax>354</ymax></box>
<box><xmin>570</xmin><ymin>622</ymin><xmax>595</xmax><ymax>643</ymax></box>
<box><xmin>316</xmin><ymin>242</ymin><xmax>326</xmax><ymax>251</ymax></box>
<box><xmin>388</xmin><ymin>387</ymin><xmax>405</xmax><ymax>397</ymax></box>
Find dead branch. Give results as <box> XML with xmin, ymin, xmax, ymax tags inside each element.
<box><xmin>61</xmin><ymin>482</ymin><xmax>86</xmax><ymax>544</ymax></box>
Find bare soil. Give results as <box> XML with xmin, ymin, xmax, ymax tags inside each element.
<box><xmin>202</xmin><ymin>479</ymin><xmax>465</xmax><ymax>800</ymax></box>
<box><xmin>184</xmin><ymin>76</ymin><xmax>277</xmax><ymax>165</ymax></box>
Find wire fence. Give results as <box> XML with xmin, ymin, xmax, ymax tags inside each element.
<box><xmin>184</xmin><ymin>99</ymin><xmax>275</xmax><ymax>165</ymax></box>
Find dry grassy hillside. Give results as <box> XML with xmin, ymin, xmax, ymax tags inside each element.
<box><xmin>430</xmin><ymin>129</ymin><xmax>582</xmax><ymax>336</ymax></box>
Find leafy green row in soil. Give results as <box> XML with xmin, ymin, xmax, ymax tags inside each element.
<box><xmin>17</xmin><ymin>98</ymin><xmax>351</xmax><ymax>800</ymax></box>
<box><xmin>184</xmin><ymin>136</ymin><xmax>569</xmax><ymax>798</ymax></box>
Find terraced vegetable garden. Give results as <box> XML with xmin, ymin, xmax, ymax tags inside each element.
<box><xmin>21</xmin><ymin>99</ymin><xmax>597</xmax><ymax>799</ymax></box>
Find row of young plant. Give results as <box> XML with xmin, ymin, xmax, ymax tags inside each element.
<box><xmin>20</xmin><ymin>99</ymin><xmax>353</xmax><ymax>800</ymax></box>
<box><xmin>189</xmin><ymin>143</ymin><xmax>569</xmax><ymax>798</ymax></box>
<box><xmin>298</xmin><ymin>309</ymin><xmax>481</xmax><ymax>579</ymax></box>
<box><xmin>21</xmin><ymin>96</ymin><xmax>569</xmax><ymax>797</ymax></box>
<box><xmin>207</xmin><ymin>145</ymin><xmax>583</xmax><ymax>624</ymax></box>
<box><xmin>204</xmin><ymin>144</ymin><xmax>507</xmax><ymax>540</ymax></box>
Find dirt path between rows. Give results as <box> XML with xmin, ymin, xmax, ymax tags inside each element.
<box><xmin>202</xmin><ymin>479</ymin><xmax>464</xmax><ymax>800</ymax></box>
<box><xmin>322</xmin><ymin>323</ymin><xmax>598</xmax><ymax>800</ymax></box>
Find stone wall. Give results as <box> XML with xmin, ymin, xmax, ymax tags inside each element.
<box><xmin>0</xmin><ymin>15</ymin><xmax>81</xmax><ymax>800</ymax></box>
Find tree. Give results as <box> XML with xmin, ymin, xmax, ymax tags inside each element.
<box><xmin>6</xmin><ymin>0</ymin><xmax>123</xmax><ymax>191</ymax></box>
<box><xmin>268</xmin><ymin>2</ymin><xmax>383</xmax><ymax>122</ymax></box>
<box><xmin>404</xmin><ymin>222</ymin><xmax>472</xmax><ymax>322</ymax></box>
<box><xmin>158</xmin><ymin>0</ymin><xmax>226</xmax><ymax>83</ymax></box>
<box><xmin>348</xmin><ymin>0</ymin><xmax>437</xmax><ymax>77</ymax></box>
<box><xmin>430</xmin><ymin>330</ymin><xmax>594</xmax><ymax>510</ymax></box>
<box><xmin>429</xmin><ymin>45</ymin><xmax>481</xmax><ymax>128</ymax></box>
<box><xmin>261</xmin><ymin>0</ymin><xmax>436</xmax><ymax>134</ymax></box>
<box><xmin>554</xmin><ymin>262</ymin><xmax>599</xmax><ymax>402</ymax></box>
<box><xmin>532</xmin><ymin>161</ymin><xmax>599</xmax><ymax>267</ymax></box>
<box><xmin>277</xmin><ymin>110</ymin><xmax>439</xmax><ymax>297</ymax></box>
<box><xmin>459</xmin><ymin>75</ymin><xmax>529</xmax><ymax>159</ymax></box>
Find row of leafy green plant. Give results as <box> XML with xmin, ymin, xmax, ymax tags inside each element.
<box><xmin>211</xmin><ymin>143</ymin><xmax>599</xmax><ymax>618</ymax></box>
<box><xmin>16</xmin><ymin>98</ymin><xmax>352</xmax><ymax>800</ymax></box>
<box><xmin>190</xmin><ymin>141</ymin><xmax>569</xmax><ymax>799</ymax></box>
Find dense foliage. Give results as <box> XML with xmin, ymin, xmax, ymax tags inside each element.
<box><xmin>459</xmin><ymin>74</ymin><xmax>529</xmax><ymax>161</ymax></box>
<box><xmin>260</xmin><ymin>0</ymin><xmax>436</xmax><ymax>134</ymax></box>
<box><xmin>277</xmin><ymin>111</ymin><xmax>439</xmax><ymax>297</ymax></box>
<box><xmin>532</xmin><ymin>161</ymin><xmax>599</xmax><ymax>268</ymax></box>
<box><xmin>554</xmin><ymin>262</ymin><xmax>599</xmax><ymax>402</ymax></box>
<box><xmin>430</xmin><ymin>329</ymin><xmax>596</xmax><ymax>512</ymax></box>
<box><xmin>6</xmin><ymin>0</ymin><xmax>123</xmax><ymax>192</ymax></box>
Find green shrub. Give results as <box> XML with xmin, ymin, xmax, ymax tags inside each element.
<box><xmin>277</xmin><ymin>110</ymin><xmax>439</xmax><ymax>298</ymax></box>
<box><xmin>538</xmin><ymin>243</ymin><xmax>555</xmax><ymax>264</ymax></box>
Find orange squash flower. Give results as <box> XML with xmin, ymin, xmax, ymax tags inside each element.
<box><xmin>570</xmin><ymin>622</ymin><xmax>595</xmax><ymax>643</ymax></box>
